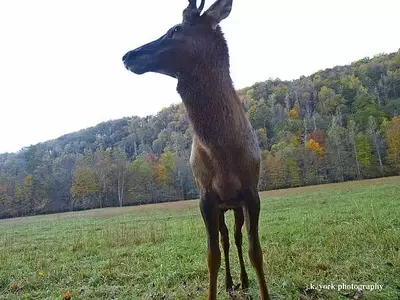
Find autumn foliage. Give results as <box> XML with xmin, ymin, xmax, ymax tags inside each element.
<box><xmin>70</xmin><ymin>168</ymin><xmax>98</xmax><ymax>199</ymax></box>
<box><xmin>386</xmin><ymin>116</ymin><xmax>400</xmax><ymax>171</ymax></box>
<box><xmin>1</xmin><ymin>51</ymin><xmax>400</xmax><ymax>218</ymax></box>
<box><xmin>289</xmin><ymin>107</ymin><xmax>300</xmax><ymax>120</ymax></box>
<box><xmin>306</xmin><ymin>139</ymin><xmax>324</xmax><ymax>155</ymax></box>
<box><xmin>307</xmin><ymin>129</ymin><xmax>326</xmax><ymax>146</ymax></box>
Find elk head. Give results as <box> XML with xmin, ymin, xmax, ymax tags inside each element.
<box><xmin>122</xmin><ymin>0</ymin><xmax>233</xmax><ymax>79</ymax></box>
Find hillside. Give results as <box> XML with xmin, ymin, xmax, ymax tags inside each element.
<box><xmin>1</xmin><ymin>50</ymin><xmax>400</xmax><ymax>218</ymax></box>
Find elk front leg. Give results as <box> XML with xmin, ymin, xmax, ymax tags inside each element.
<box><xmin>234</xmin><ymin>207</ymin><xmax>249</xmax><ymax>290</ymax></box>
<box><xmin>242</xmin><ymin>189</ymin><xmax>270</xmax><ymax>300</ymax></box>
<box><xmin>219</xmin><ymin>211</ymin><xmax>234</xmax><ymax>293</ymax></box>
<box><xmin>200</xmin><ymin>191</ymin><xmax>221</xmax><ymax>300</ymax></box>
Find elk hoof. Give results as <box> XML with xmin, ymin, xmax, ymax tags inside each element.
<box><xmin>227</xmin><ymin>287</ymin><xmax>234</xmax><ymax>296</ymax></box>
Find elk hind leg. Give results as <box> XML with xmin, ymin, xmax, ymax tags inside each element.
<box><xmin>242</xmin><ymin>188</ymin><xmax>270</xmax><ymax>300</ymax></box>
<box><xmin>219</xmin><ymin>211</ymin><xmax>234</xmax><ymax>293</ymax></box>
<box><xmin>234</xmin><ymin>207</ymin><xmax>249</xmax><ymax>290</ymax></box>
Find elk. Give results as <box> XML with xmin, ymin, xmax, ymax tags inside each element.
<box><xmin>122</xmin><ymin>0</ymin><xmax>271</xmax><ymax>299</ymax></box>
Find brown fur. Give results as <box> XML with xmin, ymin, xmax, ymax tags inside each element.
<box><xmin>178</xmin><ymin>69</ymin><xmax>260</xmax><ymax>203</ymax></box>
<box><xmin>122</xmin><ymin>1</ymin><xmax>271</xmax><ymax>298</ymax></box>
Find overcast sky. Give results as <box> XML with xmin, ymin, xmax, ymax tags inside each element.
<box><xmin>0</xmin><ymin>0</ymin><xmax>399</xmax><ymax>153</ymax></box>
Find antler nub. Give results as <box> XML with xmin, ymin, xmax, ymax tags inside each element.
<box><xmin>183</xmin><ymin>0</ymin><xmax>206</xmax><ymax>24</ymax></box>
<box><xmin>198</xmin><ymin>0</ymin><xmax>205</xmax><ymax>12</ymax></box>
<box><xmin>188</xmin><ymin>0</ymin><xmax>197</xmax><ymax>9</ymax></box>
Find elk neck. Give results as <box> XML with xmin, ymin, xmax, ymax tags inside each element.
<box><xmin>176</xmin><ymin>68</ymin><xmax>247</xmax><ymax>145</ymax></box>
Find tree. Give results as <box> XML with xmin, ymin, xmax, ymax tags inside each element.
<box><xmin>307</xmin><ymin>129</ymin><xmax>325</xmax><ymax>147</ymax></box>
<box><xmin>385</xmin><ymin>98</ymin><xmax>400</xmax><ymax>117</ymax></box>
<box><xmin>385</xmin><ymin>116</ymin><xmax>400</xmax><ymax>173</ymax></box>
<box><xmin>154</xmin><ymin>163</ymin><xmax>168</xmax><ymax>185</ymax></box>
<box><xmin>286</xmin><ymin>158</ymin><xmax>301</xmax><ymax>187</ymax></box>
<box><xmin>327</xmin><ymin>116</ymin><xmax>346</xmax><ymax>182</ymax></box>
<box><xmin>289</xmin><ymin>106</ymin><xmax>300</xmax><ymax>120</ymax></box>
<box><xmin>367</xmin><ymin>116</ymin><xmax>384</xmax><ymax>174</ymax></box>
<box><xmin>125</xmin><ymin>156</ymin><xmax>156</xmax><ymax>204</ymax></box>
<box><xmin>317</xmin><ymin>86</ymin><xmax>344</xmax><ymax>115</ymax></box>
<box><xmin>259</xmin><ymin>151</ymin><xmax>285</xmax><ymax>190</ymax></box>
<box><xmin>159</xmin><ymin>148</ymin><xmax>177</xmax><ymax>185</ymax></box>
<box><xmin>386</xmin><ymin>70</ymin><xmax>400</xmax><ymax>99</ymax></box>
<box><xmin>350</xmin><ymin>93</ymin><xmax>386</xmax><ymax>131</ymax></box>
<box><xmin>247</xmin><ymin>100</ymin><xmax>269</xmax><ymax>129</ymax></box>
<box><xmin>70</xmin><ymin>168</ymin><xmax>98</xmax><ymax>210</ymax></box>
<box><xmin>339</xmin><ymin>74</ymin><xmax>365</xmax><ymax>106</ymax></box>
<box><xmin>348</xmin><ymin>120</ymin><xmax>361</xmax><ymax>178</ymax></box>
<box><xmin>355</xmin><ymin>135</ymin><xmax>372</xmax><ymax>169</ymax></box>
<box><xmin>23</xmin><ymin>175</ymin><xmax>33</xmax><ymax>213</ymax></box>
<box><xmin>272</xmin><ymin>85</ymin><xmax>289</xmax><ymax>107</ymax></box>
<box><xmin>93</xmin><ymin>149</ymin><xmax>113</xmax><ymax>208</ymax></box>
<box><xmin>111</xmin><ymin>148</ymin><xmax>128</xmax><ymax>207</ymax></box>
<box><xmin>257</xmin><ymin>128</ymin><xmax>268</xmax><ymax>149</ymax></box>
<box><xmin>306</xmin><ymin>139</ymin><xmax>324</xmax><ymax>156</ymax></box>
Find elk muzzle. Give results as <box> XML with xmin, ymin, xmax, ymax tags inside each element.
<box><xmin>122</xmin><ymin>35</ymin><xmax>168</xmax><ymax>75</ymax></box>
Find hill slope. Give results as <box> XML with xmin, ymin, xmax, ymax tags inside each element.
<box><xmin>1</xmin><ymin>50</ymin><xmax>400</xmax><ymax>218</ymax></box>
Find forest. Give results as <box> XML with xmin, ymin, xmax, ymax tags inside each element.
<box><xmin>0</xmin><ymin>50</ymin><xmax>399</xmax><ymax>219</ymax></box>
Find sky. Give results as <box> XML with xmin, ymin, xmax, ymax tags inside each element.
<box><xmin>0</xmin><ymin>0</ymin><xmax>399</xmax><ymax>153</ymax></box>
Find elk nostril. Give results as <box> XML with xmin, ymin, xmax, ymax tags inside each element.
<box><xmin>122</xmin><ymin>52</ymin><xmax>130</xmax><ymax>62</ymax></box>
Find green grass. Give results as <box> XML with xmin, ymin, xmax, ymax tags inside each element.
<box><xmin>0</xmin><ymin>177</ymin><xmax>399</xmax><ymax>299</ymax></box>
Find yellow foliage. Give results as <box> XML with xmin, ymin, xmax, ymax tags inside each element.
<box><xmin>386</xmin><ymin>116</ymin><xmax>400</xmax><ymax>170</ymax></box>
<box><xmin>261</xmin><ymin>153</ymin><xmax>285</xmax><ymax>189</ymax></box>
<box><xmin>289</xmin><ymin>108</ymin><xmax>300</xmax><ymax>120</ymax></box>
<box><xmin>306</xmin><ymin>139</ymin><xmax>324</xmax><ymax>155</ymax></box>
<box><xmin>160</xmin><ymin>149</ymin><xmax>176</xmax><ymax>179</ymax></box>
<box><xmin>154</xmin><ymin>163</ymin><xmax>168</xmax><ymax>184</ymax></box>
<box><xmin>24</xmin><ymin>175</ymin><xmax>32</xmax><ymax>186</ymax></box>
<box><xmin>258</xmin><ymin>128</ymin><xmax>266</xmax><ymax>139</ymax></box>
<box><xmin>70</xmin><ymin>168</ymin><xmax>98</xmax><ymax>198</ymax></box>
<box><xmin>291</xmin><ymin>135</ymin><xmax>301</xmax><ymax>147</ymax></box>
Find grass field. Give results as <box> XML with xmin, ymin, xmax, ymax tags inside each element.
<box><xmin>0</xmin><ymin>177</ymin><xmax>399</xmax><ymax>299</ymax></box>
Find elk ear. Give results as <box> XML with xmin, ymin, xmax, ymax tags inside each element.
<box><xmin>203</xmin><ymin>0</ymin><xmax>232</xmax><ymax>29</ymax></box>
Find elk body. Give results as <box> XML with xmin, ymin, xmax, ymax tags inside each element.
<box><xmin>122</xmin><ymin>0</ymin><xmax>270</xmax><ymax>299</ymax></box>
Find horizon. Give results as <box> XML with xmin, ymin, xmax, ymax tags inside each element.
<box><xmin>1</xmin><ymin>0</ymin><xmax>399</xmax><ymax>153</ymax></box>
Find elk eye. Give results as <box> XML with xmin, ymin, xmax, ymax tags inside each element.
<box><xmin>173</xmin><ymin>25</ymin><xmax>182</xmax><ymax>33</ymax></box>
<box><xmin>169</xmin><ymin>26</ymin><xmax>182</xmax><ymax>39</ymax></box>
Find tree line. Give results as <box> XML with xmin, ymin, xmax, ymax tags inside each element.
<box><xmin>0</xmin><ymin>50</ymin><xmax>400</xmax><ymax>219</ymax></box>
